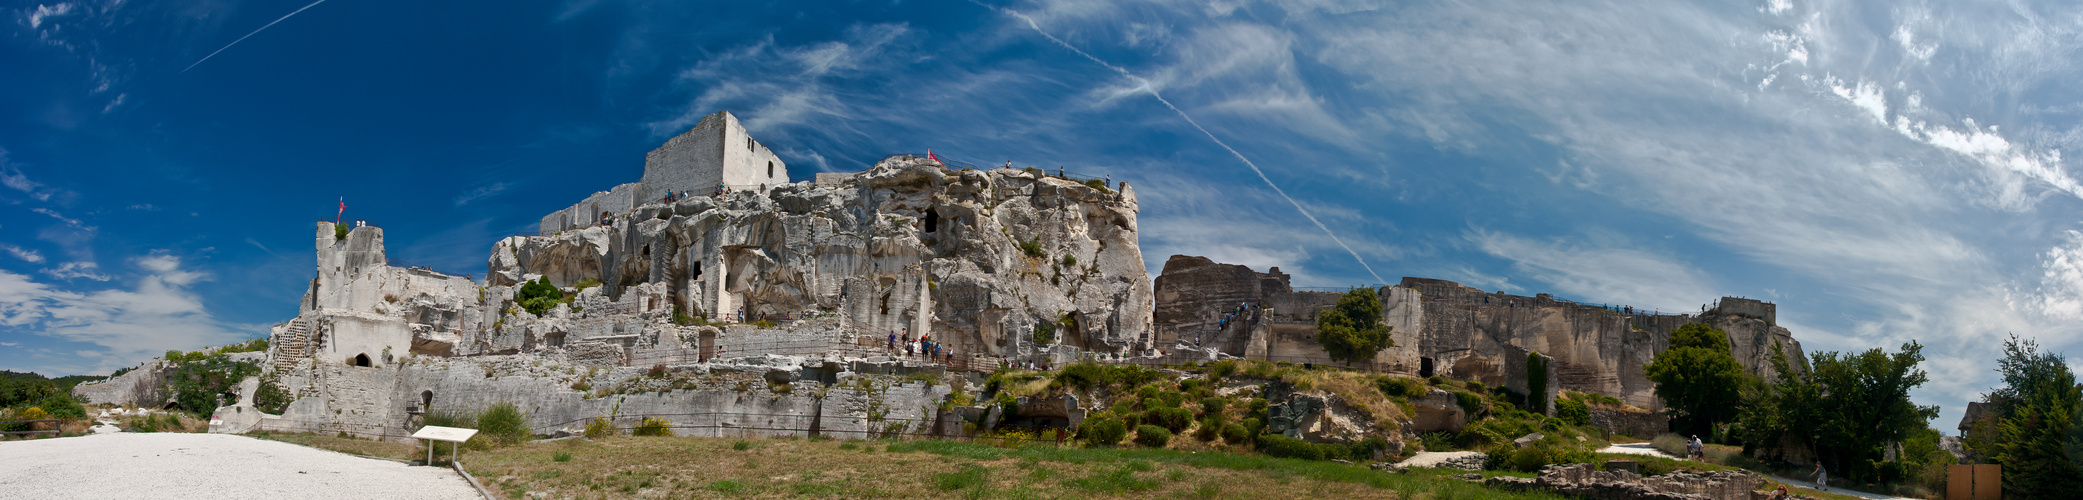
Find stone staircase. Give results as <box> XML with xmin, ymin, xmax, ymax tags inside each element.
<box><xmin>272</xmin><ymin>318</ymin><xmax>313</xmax><ymax>373</ymax></box>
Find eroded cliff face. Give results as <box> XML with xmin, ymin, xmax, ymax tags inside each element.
<box><xmin>1393</xmin><ymin>278</ymin><xmax>1805</xmax><ymax>410</ymax></box>
<box><xmin>483</xmin><ymin>156</ymin><xmax>1155</xmax><ymax>358</ymax></box>
<box><xmin>1150</xmin><ymin>258</ymin><xmax>1808</xmax><ymax>411</ymax></box>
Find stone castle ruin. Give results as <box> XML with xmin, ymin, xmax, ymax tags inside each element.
<box><xmin>1150</xmin><ymin>255</ymin><xmax>1806</xmax><ymax>411</ymax></box>
<box><xmin>75</xmin><ymin>110</ymin><xmax>1807</xmax><ymax>445</ymax></box>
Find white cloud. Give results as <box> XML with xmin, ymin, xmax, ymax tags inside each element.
<box><xmin>452</xmin><ymin>182</ymin><xmax>510</xmax><ymax>206</ymax></box>
<box><xmin>42</xmin><ymin>261</ymin><xmax>110</xmax><ymax>281</ymax></box>
<box><xmin>25</xmin><ymin>3</ymin><xmax>76</xmax><ymax>29</ymax></box>
<box><xmin>31</xmin><ymin>208</ymin><xmax>86</xmax><ymax>228</ymax></box>
<box><xmin>0</xmin><ymin>253</ymin><xmax>251</xmax><ymax>374</ymax></box>
<box><xmin>0</xmin><ymin>244</ymin><xmax>44</xmax><ymax>263</ymax></box>
<box><xmin>1763</xmin><ymin>0</ymin><xmax>1791</xmax><ymax>15</ymax></box>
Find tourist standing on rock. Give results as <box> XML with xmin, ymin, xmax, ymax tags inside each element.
<box><xmin>888</xmin><ymin>333</ymin><xmax>896</xmax><ymax>350</ymax></box>
<box><xmin>1811</xmin><ymin>463</ymin><xmax>1827</xmax><ymax>491</ymax></box>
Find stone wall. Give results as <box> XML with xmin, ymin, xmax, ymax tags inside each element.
<box><xmin>1587</xmin><ymin>405</ymin><xmax>1670</xmax><ymax>438</ymax></box>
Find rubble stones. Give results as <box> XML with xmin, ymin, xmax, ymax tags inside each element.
<box><xmin>1480</xmin><ymin>463</ymin><xmax>1785</xmax><ymax>500</ymax></box>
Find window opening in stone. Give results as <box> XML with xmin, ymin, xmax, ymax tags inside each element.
<box><xmin>880</xmin><ymin>291</ymin><xmax>892</xmax><ymax>315</ymax></box>
<box><xmin>768</xmin><ymin>161</ymin><xmax>774</xmax><ymax>178</ymax></box>
<box><xmin>692</xmin><ymin>260</ymin><xmax>702</xmax><ymax>280</ymax></box>
<box><xmin>1419</xmin><ymin>357</ymin><xmax>1435</xmax><ymax>377</ymax></box>
<box><xmin>353</xmin><ymin>353</ymin><xmax>372</xmax><ymax>367</ymax></box>
<box><xmin>421</xmin><ymin>390</ymin><xmax>434</xmax><ymax>410</ymax></box>
<box><xmin>925</xmin><ymin>209</ymin><xmax>939</xmax><ymax>233</ymax></box>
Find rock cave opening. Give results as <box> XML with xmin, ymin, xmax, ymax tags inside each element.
<box><xmin>925</xmin><ymin>209</ymin><xmax>939</xmax><ymax>233</ymax></box>
<box><xmin>351</xmin><ymin>353</ymin><xmax>371</xmax><ymax>367</ymax></box>
<box><xmin>1420</xmin><ymin>357</ymin><xmax>1435</xmax><ymax>377</ymax></box>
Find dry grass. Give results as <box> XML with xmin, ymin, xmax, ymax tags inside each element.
<box><xmin>458</xmin><ymin>436</ymin><xmax>1567</xmax><ymax>499</ymax></box>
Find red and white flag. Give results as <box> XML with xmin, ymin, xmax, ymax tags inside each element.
<box><xmin>337</xmin><ymin>197</ymin><xmax>345</xmax><ymax>222</ymax></box>
<box><xmin>927</xmin><ymin>150</ymin><xmax>941</xmax><ymax>163</ymax></box>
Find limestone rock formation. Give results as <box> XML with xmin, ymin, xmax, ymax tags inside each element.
<box><xmin>1151</xmin><ymin>256</ymin><xmax>1810</xmax><ymax>410</ymax></box>
<box><xmin>1409</xmin><ymin>389</ymin><xmax>1469</xmax><ymax>433</ymax></box>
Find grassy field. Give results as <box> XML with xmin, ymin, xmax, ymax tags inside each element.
<box><xmin>456</xmin><ymin>435</ymin><xmax>1569</xmax><ymax>500</ymax></box>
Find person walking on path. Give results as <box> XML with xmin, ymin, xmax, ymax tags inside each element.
<box><xmin>1810</xmin><ymin>463</ymin><xmax>1827</xmax><ymax>491</ymax></box>
<box><xmin>888</xmin><ymin>333</ymin><xmax>896</xmax><ymax>350</ymax></box>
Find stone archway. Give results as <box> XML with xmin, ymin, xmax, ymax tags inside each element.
<box><xmin>351</xmin><ymin>353</ymin><xmax>371</xmax><ymax>367</ymax></box>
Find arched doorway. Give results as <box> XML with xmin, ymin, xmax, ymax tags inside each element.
<box><xmin>420</xmin><ymin>390</ymin><xmax>434</xmax><ymax>410</ymax></box>
<box><xmin>1419</xmin><ymin>357</ymin><xmax>1435</xmax><ymax>378</ymax></box>
<box><xmin>925</xmin><ymin>209</ymin><xmax>939</xmax><ymax>233</ymax></box>
<box><xmin>352</xmin><ymin>353</ymin><xmax>371</xmax><ymax>367</ymax></box>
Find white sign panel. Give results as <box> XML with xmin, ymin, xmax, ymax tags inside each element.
<box><xmin>411</xmin><ymin>425</ymin><xmax>480</xmax><ymax>443</ymax></box>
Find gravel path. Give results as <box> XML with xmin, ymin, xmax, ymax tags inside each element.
<box><xmin>1598</xmin><ymin>442</ymin><xmax>1677</xmax><ymax>459</ymax></box>
<box><xmin>0</xmin><ymin>432</ymin><xmax>480</xmax><ymax>500</ymax></box>
<box><xmin>1395</xmin><ymin>451</ymin><xmax>1486</xmax><ymax>468</ymax></box>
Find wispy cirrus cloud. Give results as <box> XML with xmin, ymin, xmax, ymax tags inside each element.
<box><xmin>452</xmin><ymin>182</ymin><xmax>510</xmax><ymax>206</ymax></box>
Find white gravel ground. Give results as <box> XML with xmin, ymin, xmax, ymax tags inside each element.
<box><xmin>1395</xmin><ymin>451</ymin><xmax>1486</xmax><ymax>468</ymax></box>
<box><xmin>0</xmin><ymin>432</ymin><xmax>480</xmax><ymax>500</ymax></box>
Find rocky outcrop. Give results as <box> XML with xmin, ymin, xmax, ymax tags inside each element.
<box><xmin>1587</xmin><ymin>405</ymin><xmax>1670</xmax><ymax>439</ymax></box>
<box><xmin>1482</xmin><ymin>463</ymin><xmax>1777</xmax><ymax>500</ymax></box>
<box><xmin>487</xmin><ymin>157</ymin><xmax>1154</xmax><ymax>359</ymax></box>
<box><xmin>1409</xmin><ymin>389</ymin><xmax>1469</xmax><ymax>433</ymax></box>
<box><xmin>71</xmin><ymin>360</ymin><xmax>172</xmax><ymax>407</ymax></box>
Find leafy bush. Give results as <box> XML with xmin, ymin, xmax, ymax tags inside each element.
<box><xmin>168</xmin><ymin>353</ymin><xmax>261</xmax><ymax>416</ymax></box>
<box><xmin>1031</xmin><ymin>320</ymin><xmax>1056</xmax><ymax>345</ymax></box>
<box><xmin>1061</xmin><ymin>254</ymin><xmax>1078</xmax><ymax>267</ymax></box>
<box><xmin>1555</xmin><ymin>398</ymin><xmax>1589</xmax><ymax>426</ymax></box>
<box><xmin>253</xmin><ymin>377</ymin><xmax>294</xmax><ymax>414</ymax></box>
<box><xmin>1082</xmin><ymin>178</ymin><xmax>1110</xmax><ymax>192</ymax></box>
<box><xmin>1199</xmin><ymin>397</ymin><xmax>1227</xmax><ymax>415</ymax></box>
<box><xmin>1377</xmin><ymin>376</ymin><xmax>1426</xmax><ymax>399</ymax></box>
<box><xmin>1146</xmin><ymin>407</ymin><xmax>1195</xmax><ymax>433</ymax></box>
<box><xmin>1018</xmin><ymin>236</ymin><xmax>1045</xmax><ymax>258</ymax></box>
<box><xmin>334</xmin><ymin>223</ymin><xmax>350</xmax><ymax>241</ymax></box>
<box><xmin>1453</xmin><ymin>391</ymin><xmax>1482</xmax><ymax>416</ymax></box>
<box><xmin>516</xmin><ymin>277</ymin><xmax>563</xmax><ymax>316</ymax></box>
<box><xmin>1080</xmin><ymin>414</ymin><xmax>1129</xmax><ymax>446</ymax></box>
<box><xmin>477</xmin><ymin>402</ymin><xmax>531</xmax><ymax>445</ymax></box>
<box><xmin>632</xmin><ymin>417</ymin><xmax>673</xmax><ymax>436</ymax></box>
<box><xmin>1468</xmin><ymin>381</ymin><xmax>1486</xmax><ymax>392</ymax></box>
<box><xmin>1134</xmin><ymin>424</ymin><xmax>1172</xmax><ymax>448</ymax></box>
<box><xmin>1220</xmin><ymin>422</ymin><xmax>1251</xmax><ymax>443</ymax></box>
<box><xmin>1428</xmin><ymin>375</ymin><xmax>1447</xmax><ymax>386</ymax></box>
<box><xmin>585</xmin><ymin>417</ymin><xmax>617</xmax><ymax>439</ymax></box>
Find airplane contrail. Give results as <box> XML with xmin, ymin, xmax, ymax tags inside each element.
<box><xmin>181</xmin><ymin>0</ymin><xmax>331</xmax><ymax>73</ymax></box>
<box><xmin>984</xmin><ymin>3</ymin><xmax>1389</xmax><ymax>284</ymax></box>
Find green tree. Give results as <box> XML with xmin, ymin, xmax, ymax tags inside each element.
<box><xmin>1315</xmin><ymin>287</ymin><xmax>1394</xmax><ymax>366</ymax></box>
<box><xmin>1735</xmin><ymin>340</ymin><xmax>1938</xmax><ymax>485</ymax></box>
<box><xmin>1807</xmin><ymin>341</ymin><xmax>1939</xmax><ymax>482</ymax></box>
<box><xmin>1646</xmin><ymin>323</ymin><xmax>1748</xmax><ymax>438</ymax></box>
<box><xmin>1981</xmin><ymin>335</ymin><xmax>2083</xmax><ymax>499</ymax></box>
<box><xmin>516</xmin><ymin>277</ymin><xmax>563</xmax><ymax>316</ymax></box>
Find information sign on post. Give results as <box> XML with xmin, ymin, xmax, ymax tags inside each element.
<box><xmin>411</xmin><ymin>425</ymin><xmax>480</xmax><ymax>466</ymax></box>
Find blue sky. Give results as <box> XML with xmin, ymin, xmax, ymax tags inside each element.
<box><xmin>5</xmin><ymin>0</ymin><xmax>2082</xmax><ymax>429</ymax></box>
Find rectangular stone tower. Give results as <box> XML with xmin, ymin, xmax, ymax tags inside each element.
<box><xmin>639</xmin><ymin>110</ymin><xmax>789</xmax><ymax>201</ymax></box>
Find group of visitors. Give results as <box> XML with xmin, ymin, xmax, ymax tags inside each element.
<box><xmin>889</xmin><ymin>328</ymin><xmax>958</xmax><ymax>365</ymax></box>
